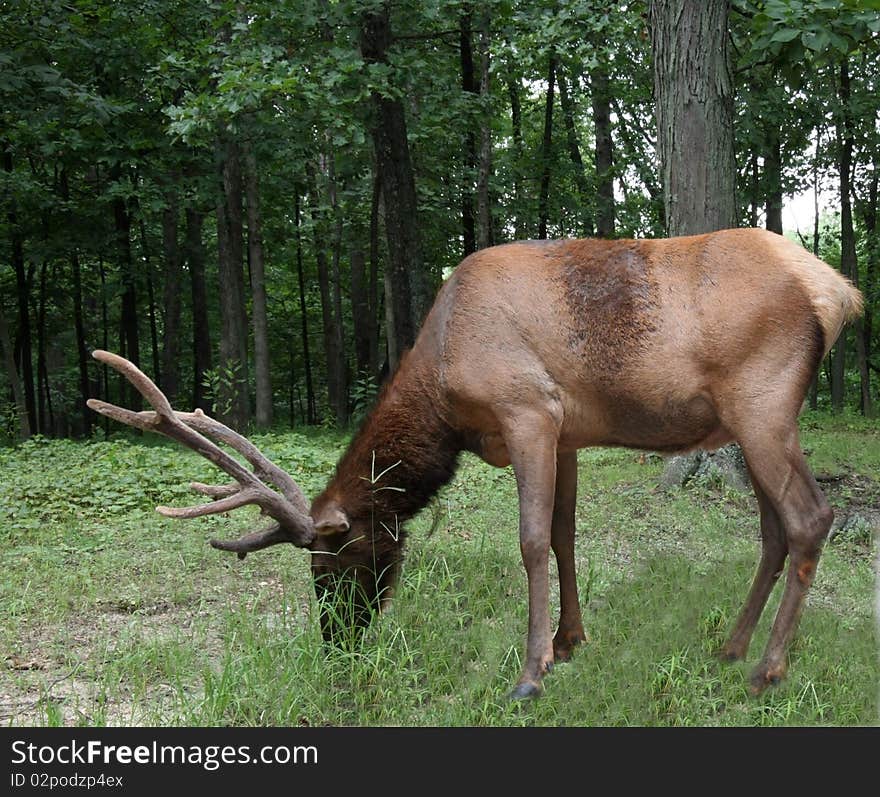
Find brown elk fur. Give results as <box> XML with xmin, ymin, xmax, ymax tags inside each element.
<box><xmin>307</xmin><ymin>227</ymin><xmax>862</xmax><ymax>698</ymax></box>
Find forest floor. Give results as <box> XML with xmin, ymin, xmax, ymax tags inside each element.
<box><xmin>0</xmin><ymin>412</ymin><xmax>877</xmax><ymax>727</ymax></box>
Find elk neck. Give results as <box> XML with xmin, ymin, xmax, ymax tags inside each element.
<box><xmin>318</xmin><ymin>352</ymin><xmax>463</xmax><ymax>527</ymax></box>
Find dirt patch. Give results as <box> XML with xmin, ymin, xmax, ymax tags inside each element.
<box><xmin>1</xmin><ymin>573</ymin><xmax>312</xmax><ymax>727</ymax></box>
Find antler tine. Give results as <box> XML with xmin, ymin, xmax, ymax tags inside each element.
<box><xmin>209</xmin><ymin>523</ymin><xmax>292</xmax><ymax>560</ymax></box>
<box><xmin>87</xmin><ymin>350</ymin><xmax>315</xmax><ymax>549</ymax></box>
<box><xmin>177</xmin><ymin>409</ymin><xmax>310</xmax><ymax>515</ymax></box>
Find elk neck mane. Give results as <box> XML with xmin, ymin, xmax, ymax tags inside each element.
<box><xmin>326</xmin><ymin>350</ymin><xmax>463</xmax><ymax>525</ymax></box>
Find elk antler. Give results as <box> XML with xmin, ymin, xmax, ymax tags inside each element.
<box><xmin>87</xmin><ymin>350</ymin><xmax>316</xmax><ymax>557</ymax></box>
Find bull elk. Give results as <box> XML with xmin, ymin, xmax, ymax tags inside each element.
<box><xmin>89</xmin><ymin>228</ymin><xmax>862</xmax><ymax>699</ymax></box>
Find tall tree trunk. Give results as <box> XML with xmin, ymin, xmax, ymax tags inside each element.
<box><xmin>186</xmin><ymin>207</ymin><xmax>212</xmax><ymax>412</ymax></box>
<box><xmin>651</xmin><ymin>0</ymin><xmax>741</xmax><ymax>489</ymax></box>
<box><xmin>765</xmin><ymin>132</ymin><xmax>783</xmax><ymax>234</ymax></box>
<box><xmin>651</xmin><ymin>0</ymin><xmax>736</xmax><ymax>236</ymax></box>
<box><xmin>859</xmin><ymin>158</ymin><xmax>877</xmax><ymax>371</ymax></box>
<box><xmin>368</xmin><ymin>169</ymin><xmax>381</xmax><ymax>380</ymax></box>
<box><xmin>160</xmin><ymin>192</ymin><xmax>182</xmax><ymax>405</ymax></box>
<box><xmin>351</xmin><ymin>247</ymin><xmax>371</xmax><ymax>378</ymax></box>
<box><xmin>537</xmin><ymin>50</ymin><xmax>557</xmax><ymax>240</ymax></box>
<box><xmin>294</xmin><ymin>192</ymin><xmax>316</xmax><ymax>424</ymax></box>
<box><xmin>749</xmin><ymin>152</ymin><xmax>760</xmax><ymax>228</ymax></box>
<box><xmin>139</xmin><ymin>219</ymin><xmax>162</xmax><ymax>383</ymax></box>
<box><xmin>360</xmin><ymin>2</ymin><xmax>427</xmax><ymax>358</ymax></box>
<box><xmin>476</xmin><ymin>10</ymin><xmax>493</xmax><ymax>250</ymax></box>
<box><xmin>36</xmin><ymin>261</ymin><xmax>48</xmax><ymax>434</ymax></box>
<box><xmin>243</xmin><ymin>140</ymin><xmax>272</xmax><ymax>428</ymax></box>
<box><xmin>459</xmin><ymin>9</ymin><xmax>477</xmax><ymax>257</ymax></box>
<box><xmin>4</xmin><ymin>148</ymin><xmax>37</xmax><ymax>432</ymax></box>
<box><xmin>70</xmin><ymin>249</ymin><xmax>91</xmax><ymax>435</ymax></box>
<box><xmin>0</xmin><ymin>307</ymin><xmax>30</xmax><ymax>438</ymax></box>
<box><xmin>215</xmin><ymin>129</ymin><xmax>250</xmax><ymax>428</ymax></box>
<box><xmin>557</xmin><ymin>70</ymin><xmax>595</xmax><ymax>238</ymax></box>
<box><xmin>112</xmin><ymin>173</ymin><xmax>141</xmax><ymax>411</ymax></box>
<box><xmin>506</xmin><ymin>60</ymin><xmax>526</xmax><ymax>240</ymax></box>
<box><xmin>331</xmin><ymin>229</ymin><xmax>348</xmax><ymax>426</ymax></box>
<box><xmin>98</xmin><ymin>257</ymin><xmax>109</xmax><ymax>433</ymax></box>
<box><xmin>836</xmin><ymin>59</ymin><xmax>871</xmax><ymax>416</ymax></box>
<box><xmin>809</xmin><ymin>132</ymin><xmax>822</xmax><ymax>410</ymax></box>
<box><xmin>60</xmin><ymin>170</ymin><xmax>92</xmax><ymax>436</ymax></box>
<box><xmin>307</xmin><ymin>159</ymin><xmax>347</xmax><ymax>426</ymax></box>
<box><xmin>591</xmin><ymin>64</ymin><xmax>615</xmax><ymax>238</ymax></box>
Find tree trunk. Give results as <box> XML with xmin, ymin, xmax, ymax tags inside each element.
<box><xmin>4</xmin><ymin>149</ymin><xmax>37</xmax><ymax>432</ymax></box>
<box><xmin>506</xmin><ymin>60</ymin><xmax>526</xmax><ymax>240</ymax></box>
<box><xmin>537</xmin><ymin>50</ymin><xmax>557</xmax><ymax>240</ymax></box>
<box><xmin>557</xmin><ymin>70</ymin><xmax>595</xmax><ymax>238</ymax></box>
<box><xmin>159</xmin><ymin>192</ymin><xmax>182</xmax><ymax>405</ymax></box>
<box><xmin>651</xmin><ymin>0</ymin><xmax>742</xmax><ymax>489</ymax></box>
<box><xmin>294</xmin><ymin>191</ymin><xmax>316</xmax><ymax>425</ymax></box>
<box><xmin>651</xmin><ymin>0</ymin><xmax>736</xmax><ymax>236</ymax></box>
<box><xmin>360</xmin><ymin>2</ymin><xmax>427</xmax><ymax>355</ymax></box>
<box><xmin>98</xmin><ymin>257</ymin><xmax>109</xmax><ymax>433</ymax></box>
<box><xmin>0</xmin><ymin>307</ymin><xmax>30</xmax><ymax>438</ymax></box>
<box><xmin>859</xmin><ymin>157</ymin><xmax>877</xmax><ymax>371</ymax></box>
<box><xmin>243</xmin><ymin>140</ymin><xmax>272</xmax><ymax>428</ymax></box>
<box><xmin>749</xmin><ymin>151</ymin><xmax>760</xmax><ymax>228</ymax></box>
<box><xmin>186</xmin><ymin>207</ymin><xmax>211</xmax><ymax>412</ymax></box>
<box><xmin>351</xmin><ymin>247</ymin><xmax>371</xmax><ymax>378</ymax></box>
<box><xmin>139</xmin><ymin>220</ymin><xmax>162</xmax><ymax>384</ymax></box>
<box><xmin>591</xmin><ymin>64</ymin><xmax>615</xmax><ymax>238</ymax></box>
<box><xmin>837</xmin><ymin>60</ymin><xmax>871</xmax><ymax>416</ymax></box>
<box><xmin>809</xmin><ymin>132</ymin><xmax>822</xmax><ymax>410</ymax></box>
<box><xmin>70</xmin><ymin>249</ymin><xmax>91</xmax><ymax>435</ymax></box>
<box><xmin>113</xmin><ymin>177</ymin><xmax>141</xmax><ymax>411</ymax></box>
<box><xmin>215</xmin><ymin>129</ymin><xmax>250</xmax><ymax>429</ymax></box>
<box><xmin>459</xmin><ymin>9</ymin><xmax>477</xmax><ymax>257</ymax></box>
<box><xmin>36</xmin><ymin>261</ymin><xmax>49</xmax><ymax>434</ymax></box>
<box><xmin>59</xmin><ymin>170</ymin><xmax>92</xmax><ymax>436</ymax></box>
<box><xmin>475</xmin><ymin>10</ymin><xmax>493</xmax><ymax>250</ymax></box>
<box><xmin>307</xmin><ymin>158</ymin><xmax>347</xmax><ymax>427</ymax></box>
<box><xmin>765</xmin><ymin>133</ymin><xmax>783</xmax><ymax>234</ymax></box>
<box><xmin>368</xmin><ymin>169</ymin><xmax>381</xmax><ymax>380</ymax></box>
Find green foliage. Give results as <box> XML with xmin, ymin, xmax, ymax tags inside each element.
<box><xmin>201</xmin><ymin>361</ymin><xmax>243</xmax><ymax>419</ymax></box>
<box><xmin>349</xmin><ymin>372</ymin><xmax>378</xmax><ymax>425</ymax></box>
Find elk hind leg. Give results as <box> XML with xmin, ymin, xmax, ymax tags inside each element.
<box><xmin>736</xmin><ymin>424</ymin><xmax>833</xmax><ymax>693</ymax></box>
<box><xmin>720</xmin><ymin>464</ymin><xmax>788</xmax><ymax>662</ymax></box>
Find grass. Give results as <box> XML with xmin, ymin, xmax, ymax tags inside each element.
<box><xmin>0</xmin><ymin>414</ymin><xmax>876</xmax><ymax>726</ymax></box>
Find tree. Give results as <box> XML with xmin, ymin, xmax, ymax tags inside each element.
<box><xmin>651</xmin><ymin>0</ymin><xmax>736</xmax><ymax>235</ymax></box>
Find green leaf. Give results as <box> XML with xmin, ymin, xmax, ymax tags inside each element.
<box><xmin>770</xmin><ymin>28</ymin><xmax>801</xmax><ymax>44</ymax></box>
<box><xmin>802</xmin><ymin>29</ymin><xmax>830</xmax><ymax>52</ymax></box>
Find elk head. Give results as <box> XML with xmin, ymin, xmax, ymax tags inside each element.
<box><xmin>87</xmin><ymin>350</ymin><xmax>392</xmax><ymax>643</ymax></box>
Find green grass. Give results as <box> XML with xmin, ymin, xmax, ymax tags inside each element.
<box><xmin>0</xmin><ymin>415</ymin><xmax>876</xmax><ymax>726</ymax></box>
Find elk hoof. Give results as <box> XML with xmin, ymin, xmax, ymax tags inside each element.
<box><xmin>748</xmin><ymin>663</ymin><xmax>785</xmax><ymax>695</ymax></box>
<box><xmin>508</xmin><ymin>682</ymin><xmax>542</xmax><ymax>701</ymax></box>
<box><xmin>718</xmin><ymin>645</ymin><xmax>745</xmax><ymax>663</ymax></box>
<box><xmin>553</xmin><ymin>630</ymin><xmax>587</xmax><ymax>663</ymax></box>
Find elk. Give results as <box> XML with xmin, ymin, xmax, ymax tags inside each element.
<box><xmin>89</xmin><ymin>228</ymin><xmax>862</xmax><ymax>700</ymax></box>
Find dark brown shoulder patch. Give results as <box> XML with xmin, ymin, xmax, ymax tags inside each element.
<box><xmin>556</xmin><ymin>240</ymin><xmax>658</xmax><ymax>377</ymax></box>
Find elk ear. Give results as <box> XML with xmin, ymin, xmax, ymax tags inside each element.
<box><xmin>314</xmin><ymin>505</ymin><xmax>351</xmax><ymax>536</ymax></box>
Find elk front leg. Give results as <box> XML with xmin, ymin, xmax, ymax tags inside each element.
<box><xmin>505</xmin><ymin>412</ymin><xmax>559</xmax><ymax>700</ymax></box>
<box><xmin>551</xmin><ymin>450</ymin><xmax>587</xmax><ymax>662</ymax></box>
